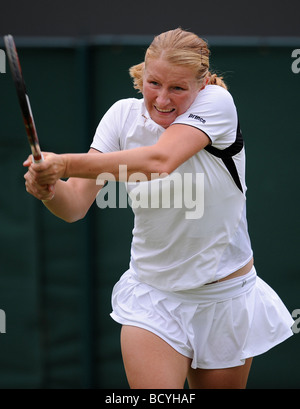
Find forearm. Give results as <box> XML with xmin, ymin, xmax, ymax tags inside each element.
<box><xmin>41</xmin><ymin>180</ymin><xmax>81</xmax><ymax>222</ymax></box>
<box><xmin>42</xmin><ymin>178</ymin><xmax>101</xmax><ymax>223</ymax></box>
<box><xmin>30</xmin><ymin>125</ymin><xmax>210</xmax><ymax>186</ymax></box>
<box><xmin>64</xmin><ymin>146</ymin><xmax>169</xmax><ymax>181</ymax></box>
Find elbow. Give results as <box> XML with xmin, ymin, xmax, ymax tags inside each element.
<box><xmin>160</xmin><ymin>161</ymin><xmax>177</xmax><ymax>176</ymax></box>
<box><xmin>65</xmin><ymin>213</ymin><xmax>87</xmax><ymax>223</ymax></box>
<box><xmin>60</xmin><ymin>210</ymin><xmax>87</xmax><ymax>224</ymax></box>
<box><xmin>154</xmin><ymin>164</ymin><xmax>175</xmax><ymax>179</ymax></box>
<box><xmin>59</xmin><ymin>215</ymin><xmax>78</xmax><ymax>223</ymax></box>
<box><xmin>64</xmin><ymin>216</ymin><xmax>79</xmax><ymax>224</ymax></box>
<box><xmin>148</xmin><ymin>148</ymin><xmax>176</xmax><ymax>178</ymax></box>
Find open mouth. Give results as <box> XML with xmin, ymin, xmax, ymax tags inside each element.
<box><xmin>154</xmin><ymin>106</ymin><xmax>175</xmax><ymax>114</ymax></box>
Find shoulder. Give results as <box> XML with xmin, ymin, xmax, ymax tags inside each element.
<box><xmin>184</xmin><ymin>85</ymin><xmax>237</xmax><ymax>127</ymax></box>
<box><xmin>172</xmin><ymin>85</ymin><xmax>238</xmax><ymax>147</ymax></box>
<box><xmin>99</xmin><ymin>97</ymin><xmax>143</xmax><ymax>130</ymax></box>
<box><xmin>91</xmin><ymin>98</ymin><xmax>143</xmax><ymax>153</ymax></box>
<box><xmin>109</xmin><ymin>98</ymin><xmax>143</xmax><ymax>116</ymax></box>
<box><xmin>193</xmin><ymin>85</ymin><xmax>235</xmax><ymax>110</ymax></box>
<box><xmin>173</xmin><ymin>85</ymin><xmax>237</xmax><ymax>126</ymax></box>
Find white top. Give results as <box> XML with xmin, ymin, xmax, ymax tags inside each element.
<box><xmin>91</xmin><ymin>85</ymin><xmax>253</xmax><ymax>291</ymax></box>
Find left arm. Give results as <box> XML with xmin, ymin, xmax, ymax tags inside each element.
<box><xmin>27</xmin><ymin>125</ymin><xmax>210</xmax><ymax>185</ymax></box>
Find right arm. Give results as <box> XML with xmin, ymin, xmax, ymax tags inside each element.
<box><xmin>24</xmin><ymin>149</ymin><xmax>104</xmax><ymax>223</ymax></box>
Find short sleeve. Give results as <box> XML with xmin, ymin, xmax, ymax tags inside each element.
<box><xmin>171</xmin><ymin>85</ymin><xmax>238</xmax><ymax>150</ymax></box>
<box><xmin>91</xmin><ymin>100</ymin><xmax>126</xmax><ymax>153</ymax></box>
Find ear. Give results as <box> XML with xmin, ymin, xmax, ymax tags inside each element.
<box><xmin>200</xmin><ymin>76</ymin><xmax>209</xmax><ymax>90</ymax></box>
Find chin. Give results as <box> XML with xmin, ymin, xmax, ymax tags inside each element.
<box><xmin>156</xmin><ymin>120</ymin><xmax>172</xmax><ymax>129</ymax></box>
<box><xmin>154</xmin><ymin>115</ymin><xmax>176</xmax><ymax>129</ymax></box>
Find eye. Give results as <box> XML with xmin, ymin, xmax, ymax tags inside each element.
<box><xmin>173</xmin><ymin>86</ymin><xmax>185</xmax><ymax>91</ymax></box>
<box><xmin>150</xmin><ymin>81</ymin><xmax>160</xmax><ymax>86</ymax></box>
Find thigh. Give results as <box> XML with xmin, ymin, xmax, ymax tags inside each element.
<box><xmin>187</xmin><ymin>358</ymin><xmax>253</xmax><ymax>389</ymax></box>
<box><xmin>121</xmin><ymin>325</ymin><xmax>191</xmax><ymax>389</ymax></box>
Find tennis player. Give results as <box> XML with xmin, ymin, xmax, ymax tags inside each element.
<box><xmin>23</xmin><ymin>28</ymin><xmax>294</xmax><ymax>389</ymax></box>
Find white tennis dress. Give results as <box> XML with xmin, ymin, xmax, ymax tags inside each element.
<box><xmin>91</xmin><ymin>85</ymin><xmax>294</xmax><ymax>369</ymax></box>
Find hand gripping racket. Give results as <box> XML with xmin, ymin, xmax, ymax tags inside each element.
<box><xmin>4</xmin><ymin>34</ymin><xmax>43</xmax><ymax>163</ymax></box>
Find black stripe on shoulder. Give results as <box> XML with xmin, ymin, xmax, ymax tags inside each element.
<box><xmin>204</xmin><ymin>121</ymin><xmax>244</xmax><ymax>159</ymax></box>
<box><xmin>204</xmin><ymin>121</ymin><xmax>244</xmax><ymax>193</ymax></box>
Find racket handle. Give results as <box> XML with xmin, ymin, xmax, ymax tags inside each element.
<box><xmin>33</xmin><ymin>153</ymin><xmax>44</xmax><ymax>164</ymax></box>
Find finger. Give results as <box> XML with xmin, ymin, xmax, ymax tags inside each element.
<box><xmin>23</xmin><ymin>151</ymin><xmax>53</xmax><ymax>168</ymax></box>
<box><xmin>30</xmin><ymin>160</ymin><xmax>59</xmax><ymax>185</ymax></box>
<box><xmin>30</xmin><ymin>154</ymin><xmax>55</xmax><ymax>176</ymax></box>
<box><xmin>42</xmin><ymin>185</ymin><xmax>56</xmax><ymax>202</ymax></box>
<box><xmin>48</xmin><ymin>184</ymin><xmax>55</xmax><ymax>194</ymax></box>
<box><xmin>25</xmin><ymin>180</ymin><xmax>53</xmax><ymax>201</ymax></box>
<box><xmin>23</xmin><ymin>154</ymin><xmax>33</xmax><ymax>167</ymax></box>
<box><xmin>26</xmin><ymin>164</ymin><xmax>39</xmax><ymax>181</ymax></box>
<box><xmin>28</xmin><ymin>161</ymin><xmax>50</xmax><ymax>183</ymax></box>
<box><xmin>24</xmin><ymin>169</ymin><xmax>55</xmax><ymax>200</ymax></box>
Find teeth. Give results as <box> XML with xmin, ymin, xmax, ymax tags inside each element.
<box><xmin>155</xmin><ymin>106</ymin><xmax>174</xmax><ymax>113</ymax></box>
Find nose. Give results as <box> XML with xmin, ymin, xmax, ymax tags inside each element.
<box><xmin>156</xmin><ymin>88</ymin><xmax>171</xmax><ymax>107</ymax></box>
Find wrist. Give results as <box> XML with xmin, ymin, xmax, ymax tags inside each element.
<box><xmin>61</xmin><ymin>154</ymin><xmax>70</xmax><ymax>178</ymax></box>
<box><xmin>42</xmin><ymin>194</ymin><xmax>55</xmax><ymax>204</ymax></box>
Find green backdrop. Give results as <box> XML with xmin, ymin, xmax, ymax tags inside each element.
<box><xmin>0</xmin><ymin>36</ymin><xmax>299</xmax><ymax>388</ymax></box>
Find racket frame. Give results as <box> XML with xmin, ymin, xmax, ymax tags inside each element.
<box><xmin>4</xmin><ymin>34</ymin><xmax>43</xmax><ymax>163</ymax></box>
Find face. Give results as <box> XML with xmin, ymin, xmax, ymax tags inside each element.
<box><xmin>142</xmin><ymin>58</ymin><xmax>202</xmax><ymax>128</ymax></box>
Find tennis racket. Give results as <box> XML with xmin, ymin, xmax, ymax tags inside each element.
<box><xmin>4</xmin><ymin>34</ymin><xmax>43</xmax><ymax>163</ymax></box>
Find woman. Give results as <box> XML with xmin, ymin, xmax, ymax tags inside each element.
<box><xmin>24</xmin><ymin>28</ymin><xmax>294</xmax><ymax>389</ymax></box>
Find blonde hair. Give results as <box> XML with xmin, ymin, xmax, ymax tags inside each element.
<box><xmin>129</xmin><ymin>28</ymin><xmax>227</xmax><ymax>92</ymax></box>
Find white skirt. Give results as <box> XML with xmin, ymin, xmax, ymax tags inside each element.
<box><xmin>110</xmin><ymin>266</ymin><xmax>294</xmax><ymax>369</ymax></box>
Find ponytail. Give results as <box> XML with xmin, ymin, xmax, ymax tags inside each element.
<box><xmin>129</xmin><ymin>62</ymin><xmax>144</xmax><ymax>93</ymax></box>
<box><xmin>207</xmin><ymin>72</ymin><xmax>227</xmax><ymax>90</ymax></box>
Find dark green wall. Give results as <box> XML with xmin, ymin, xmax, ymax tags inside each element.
<box><xmin>0</xmin><ymin>38</ymin><xmax>299</xmax><ymax>388</ymax></box>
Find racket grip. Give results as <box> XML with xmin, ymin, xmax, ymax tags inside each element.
<box><xmin>33</xmin><ymin>153</ymin><xmax>44</xmax><ymax>164</ymax></box>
